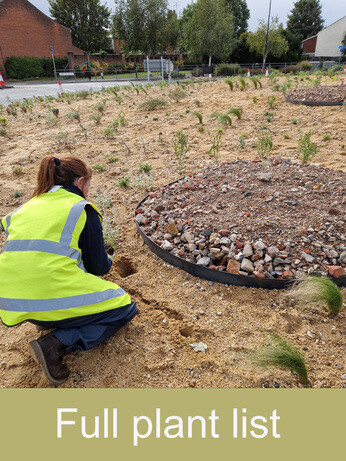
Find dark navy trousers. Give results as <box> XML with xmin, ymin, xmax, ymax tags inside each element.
<box><xmin>31</xmin><ymin>301</ymin><xmax>137</xmax><ymax>354</ymax></box>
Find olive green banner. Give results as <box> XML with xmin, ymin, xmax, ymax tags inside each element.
<box><xmin>0</xmin><ymin>389</ymin><xmax>343</xmax><ymax>460</ymax></box>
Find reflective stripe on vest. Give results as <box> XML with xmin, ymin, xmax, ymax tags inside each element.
<box><xmin>0</xmin><ymin>287</ymin><xmax>126</xmax><ymax>312</ymax></box>
<box><xmin>2</xmin><ymin>200</ymin><xmax>88</xmax><ymax>270</ymax></box>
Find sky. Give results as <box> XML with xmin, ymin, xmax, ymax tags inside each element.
<box><xmin>29</xmin><ymin>0</ymin><xmax>345</xmax><ymax>32</ymax></box>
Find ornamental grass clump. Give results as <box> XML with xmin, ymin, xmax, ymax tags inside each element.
<box><xmin>255</xmin><ymin>131</ymin><xmax>273</xmax><ymax>158</ymax></box>
<box><xmin>250</xmin><ymin>76</ymin><xmax>262</xmax><ymax>89</ymax></box>
<box><xmin>289</xmin><ymin>276</ymin><xmax>343</xmax><ymax>315</ymax></box>
<box><xmin>238</xmin><ymin>75</ymin><xmax>247</xmax><ymax>91</ymax></box>
<box><xmin>168</xmin><ymin>86</ymin><xmax>188</xmax><ymax>102</ymax></box>
<box><xmin>249</xmin><ymin>332</ymin><xmax>309</xmax><ymax>385</ymax></box>
<box><xmin>139</xmin><ymin>98</ymin><xmax>167</xmax><ymax>111</ymax></box>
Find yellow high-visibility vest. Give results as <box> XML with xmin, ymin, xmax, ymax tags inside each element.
<box><xmin>0</xmin><ymin>186</ymin><xmax>130</xmax><ymax>326</ymax></box>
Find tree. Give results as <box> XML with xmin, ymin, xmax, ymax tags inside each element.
<box><xmin>48</xmin><ymin>0</ymin><xmax>111</xmax><ymax>53</ymax></box>
<box><xmin>164</xmin><ymin>10</ymin><xmax>180</xmax><ymax>51</ymax></box>
<box><xmin>183</xmin><ymin>0</ymin><xmax>236</xmax><ymax>66</ymax></box>
<box><xmin>225</xmin><ymin>0</ymin><xmax>250</xmax><ymax>38</ymax></box>
<box><xmin>113</xmin><ymin>0</ymin><xmax>170</xmax><ymax>55</ymax></box>
<box><xmin>286</xmin><ymin>0</ymin><xmax>324</xmax><ymax>41</ymax></box>
<box><xmin>247</xmin><ymin>16</ymin><xmax>289</xmax><ymax>60</ymax></box>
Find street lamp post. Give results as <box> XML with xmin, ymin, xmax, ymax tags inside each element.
<box><xmin>50</xmin><ymin>46</ymin><xmax>57</xmax><ymax>81</ymax></box>
<box><xmin>262</xmin><ymin>0</ymin><xmax>273</xmax><ymax>72</ymax></box>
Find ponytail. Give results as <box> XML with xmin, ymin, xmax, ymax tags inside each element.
<box><xmin>32</xmin><ymin>156</ymin><xmax>92</xmax><ymax>197</ymax></box>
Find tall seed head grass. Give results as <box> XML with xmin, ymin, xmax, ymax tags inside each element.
<box><xmin>289</xmin><ymin>276</ymin><xmax>343</xmax><ymax>315</ymax></box>
<box><xmin>249</xmin><ymin>332</ymin><xmax>309</xmax><ymax>385</ymax></box>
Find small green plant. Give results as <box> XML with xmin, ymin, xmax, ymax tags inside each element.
<box><xmin>185</xmin><ymin>108</ymin><xmax>190</xmax><ymax>113</ymax></box>
<box><xmin>250</xmin><ymin>76</ymin><xmax>262</xmax><ymax>89</ymax></box>
<box><xmin>96</xmin><ymin>102</ymin><xmax>105</xmax><ymax>113</ymax></box>
<box><xmin>249</xmin><ymin>332</ymin><xmax>309</xmax><ymax>385</ymax></box>
<box><xmin>52</xmin><ymin>108</ymin><xmax>59</xmax><ymax>117</ymax></box>
<box><xmin>172</xmin><ymin>130</ymin><xmax>189</xmax><ymax>171</ymax></box>
<box><xmin>116</xmin><ymin>111</ymin><xmax>128</xmax><ymax>126</ymax></box>
<box><xmin>12</xmin><ymin>190</ymin><xmax>23</xmax><ymax>198</ymax></box>
<box><xmin>92</xmin><ymin>164</ymin><xmax>108</xmax><ymax>172</ymax></box>
<box><xmin>289</xmin><ymin>276</ymin><xmax>343</xmax><ymax>315</ymax></box>
<box><xmin>256</xmin><ymin>131</ymin><xmax>273</xmax><ymax>158</ymax></box>
<box><xmin>132</xmin><ymin>171</ymin><xmax>155</xmax><ymax>191</ymax></box>
<box><xmin>12</xmin><ymin>165</ymin><xmax>23</xmax><ymax>175</ymax></box>
<box><xmin>56</xmin><ymin>131</ymin><xmax>76</xmax><ymax>152</ymax></box>
<box><xmin>94</xmin><ymin>191</ymin><xmax>117</xmax><ymax>250</ymax></box>
<box><xmin>223</xmin><ymin>77</ymin><xmax>234</xmax><ymax>90</ymax></box>
<box><xmin>292</xmin><ymin>118</ymin><xmax>298</xmax><ymax>125</ymax></box>
<box><xmin>322</xmin><ymin>133</ymin><xmax>331</xmax><ymax>141</ymax></box>
<box><xmin>105</xmin><ymin>154</ymin><xmax>119</xmax><ymax>163</ymax></box>
<box><xmin>79</xmin><ymin>124</ymin><xmax>88</xmax><ymax>139</ymax></box>
<box><xmin>139</xmin><ymin>98</ymin><xmax>167</xmax><ymax>111</ymax></box>
<box><xmin>238</xmin><ymin>75</ymin><xmax>247</xmax><ymax>91</ymax></box>
<box><xmin>0</xmin><ymin>128</ymin><xmax>8</xmax><ymax>137</ymax></box>
<box><xmin>209</xmin><ymin>129</ymin><xmax>223</xmax><ymax>160</ymax></box>
<box><xmin>217</xmin><ymin>114</ymin><xmax>232</xmax><ymax>126</ymax></box>
<box><xmin>283</xmin><ymin>132</ymin><xmax>290</xmax><ymax>139</ymax></box>
<box><xmin>227</xmin><ymin>108</ymin><xmax>242</xmax><ymax>119</ymax></box>
<box><xmin>67</xmin><ymin>110</ymin><xmax>80</xmax><ymax>122</ymax></box>
<box><xmin>191</xmin><ymin>111</ymin><xmax>203</xmax><ymax>124</ymax></box>
<box><xmin>252</xmin><ymin>97</ymin><xmax>258</xmax><ymax>103</ymax></box>
<box><xmin>119</xmin><ymin>176</ymin><xmax>130</xmax><ymax>187</ymax></box>
<box><xmin>267</xmin><ymin>96</ymin><xmax>277</xmax><ymax>109</ymax></box>
<box><xmin>0</xmin><ymin>117</ymin><xmax>9</xmax><ymax>126</ymax></box>
<box><xmin>239</xmin><ymin>135</ymin><xmax>246</xmax><ymax>148</ymax></box>
<box><xmin>139</xmin><ymin>163</ymin><xmax>152</xmax><ymax>172</ymax></box>
<box><xmin>104</xmin><ymin>125</ymin><xmax>117</xmax><ymax>138</ymax></box>
<box><xmin>198</xmin><ymin>125</ymin><xmax>204</xmax><ymax>132</ymax></box>
<box><xmin>89</xmin><ymin>113</ymin><xmax>102</xmax><ymax>124</ymax></box>
<box><xmin>297</xmin><ymin>130</ymin><xmax>319</xmax><ymax>163</ymax></box>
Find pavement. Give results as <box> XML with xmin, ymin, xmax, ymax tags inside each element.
<box><xmin>0</xmin><ymin>78</ymin><xmax>149</xmax><ymax>105</ymax></box>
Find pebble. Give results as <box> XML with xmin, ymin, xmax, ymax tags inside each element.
<box><xmin>240</xmin><ymin>258</ymin><xmax>254</xmax><ymax>273</ymax></box>
<box><xmin>161</xmin><ymin>240</ymin><xmax>173</xmax><ymax>251</ymax></box>
<box><xmin>341</xmin><ymin>374</ymin><xmax>346</xmax><ymax>380</ymax></box>
<box><xmin>197</xmin><ymin>257</ymin><xmax>211</xmax><ymax>266</ymax></box>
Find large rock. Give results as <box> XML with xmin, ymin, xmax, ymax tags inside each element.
<box><xmin>226</xmin><ymin>260</ymin><xmax>240</xmax><ymax>274</ymax></box>
<box><xmin>162</xmin><ymin>240</ymin><xmax>173</xmax><ymax>251</ymax></box>
<box><xmin>240</xmin><ymin>258</ymin><xmax>254</xmax><ymax>273</ymax></box>
<box><xmin>243</xmin><ymin>243</ymin><xmax>253</xmax><ymax>258</ymax></box>
<box><xmin>197</xmin><ymin>257</ymin><xmax>211</xmax><ymax>266</ymax></box>
<box><xmin>327</xmin><ymin>265</ymin><xmax>344</xmax><ymax>278</ymax></box>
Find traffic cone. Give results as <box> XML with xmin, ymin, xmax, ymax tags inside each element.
<box><xmin>0</xmin><ymin>73</ymin><xmax>5</xmax><ymax>87</ymax></box>
<box><xmin>58</xmin><ymin>80</ymin><xmax>64</xmax><ymax>95</ymax></box>
<box><xmin>247</xmin><ymin>68</ymin><xmax>250</xmax><ymax>76</ymax></box>
<box><xmin>344</xmin><ymin>64</ymin><xmax>346</xmax><ymax>72</ymax></box>
<box><xmin>265</xmin><ymin>67</ymin><xmax>269</xmax><ymax>77</ymax></box>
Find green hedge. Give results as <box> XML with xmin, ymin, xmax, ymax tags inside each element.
<box><xmin>5</xmin><ymin>56</ymin><xmax>68</xmax><ymax>79</ymax></box>
<box><xmin>217</xmin><ymin>63</ymin><xmax>241</xmax><ymax>76</ymax></box>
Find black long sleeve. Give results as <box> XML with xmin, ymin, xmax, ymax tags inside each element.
<box><xmin>62</xmin><ymin>184</ymin><xmax>112</xmax><ymax>276</ymax></box>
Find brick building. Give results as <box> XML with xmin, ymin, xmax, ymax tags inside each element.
<box><xmin>0</xmin><ymin>0</ymin><xmax>83</xmax><ymax>72</ymax></box>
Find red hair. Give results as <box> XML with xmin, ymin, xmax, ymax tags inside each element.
<box><xmin>32</xmin><ymin>156</ymin><xmax>92</xmax><ymax>197</ymax></box>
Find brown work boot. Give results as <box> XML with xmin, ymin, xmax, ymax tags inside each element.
<box><xmin>29</xmin><ymin>333</ymin><xmax>69</xmax><ymax>386</ymax></box>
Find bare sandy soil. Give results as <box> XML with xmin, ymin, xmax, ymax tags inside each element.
<box><xmin>0</xmin><ymin>75</ymin><xmax>345</xmax><ymax>388</ymax></box>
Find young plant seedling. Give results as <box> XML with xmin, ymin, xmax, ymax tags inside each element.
<box><xmin>139</xmin><ymin>163</ymin><xmax>152</xmax><ymax>173</ymax></box>
<box><xmin>256</xmin><ymin>131</ymin><xmax>273</xmax><ymax>158</ymax></box>
<box><xmin>297</xmin><ymin>130</ymin><xmax>319</xmax><ymax>163</ymax></box>
<box><xmin>191</xmin><ymin>111</ymin><xmax>203</xmax><ymax>124</ymax></box>
<box><xmin>119</xmin><ymin>176</ymin><xmax>130</xmax><ymax>187</ymax></box>
<box><xmin>171</xmin><ymin>130</ymin><xmax>189</xmax><ymax>172</ymax></box>
<box><xmin>92</xmin><ymin>164</ymin><xmax>108</xmax><ymax>173</ymax></box>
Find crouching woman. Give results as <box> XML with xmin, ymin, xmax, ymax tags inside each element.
<box><xmin>0</xmin><ymin>156</ymin><xmax>137</xmax><ymax>385</ymax></box>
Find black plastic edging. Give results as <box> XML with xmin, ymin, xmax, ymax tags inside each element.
<box><xmin>284</xmin><ymin>96</ymin><xmax>344</xmax><ymax>106</ymax></box>
<box><xmin>135</xmin><ymin>188</ymin><xmax>346</xmax><ymax>289</ymax></box>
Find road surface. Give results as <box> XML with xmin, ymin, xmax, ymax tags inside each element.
<box><xmin>0</xmin><ymin>79</ymin><xmax>144</xmax><ymax>105</ymax></box>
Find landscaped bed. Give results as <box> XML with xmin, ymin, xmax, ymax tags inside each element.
<box><xmin>136</xmin><ymin>158</ymin><xmax>346</xmax><ymax>285</ymax></box>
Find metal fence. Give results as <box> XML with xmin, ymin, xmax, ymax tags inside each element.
<box><xmin>54</xmin><ymin>60</ymin><xmax>344</xmax><ymax>82</ymax></box>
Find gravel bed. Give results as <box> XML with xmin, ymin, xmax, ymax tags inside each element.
<box><xmin>136</xmin><ymin>159</ymin><xmax>346</xmax><ymax>282</ymax></box>
<box><xmin>286</xmin><ymin>85</ymin><xmax>346</xmax><ymax>105</ymax></box>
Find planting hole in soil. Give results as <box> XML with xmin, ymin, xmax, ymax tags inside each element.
<box><xmin>113</xmin><ymin>256</ymin><xmax>138</xmax><ymax>278</ymax></box>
